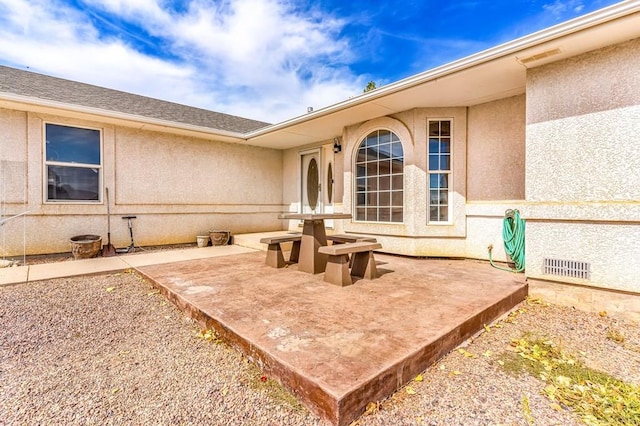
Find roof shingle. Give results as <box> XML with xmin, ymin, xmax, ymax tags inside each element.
<box><xmin>0</xmin><ymin>65</ymin><xmax>271</xmax><ymax>134</ymax></box>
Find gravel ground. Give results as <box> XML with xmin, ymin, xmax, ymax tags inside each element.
<box><xmin>1</xmin><ymin>269</ymin><xmax>638</xmax><ymax>425</ymax></box>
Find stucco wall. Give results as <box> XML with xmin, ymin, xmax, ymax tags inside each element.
<box><xmin>527</xmin><ymin>103</ymin><xmax>640</xmax><ymax>204</ymax></box>
<box><xmin>0</xmin><ymin>108</ymin><xmax>27</xmax><ymax>205</ymax></box>
<box><xmin>464</xmin><ymin>96</ymin><xmax>526</xmax><ymax>264</ymax></box>
<box><xmin>525</xmin><ymin>38</ymin><xmax>640</xmax><ymax>293</ymax></box>
<box><xmin>526</xmin><ymin>221</ymin><xmax>640</xmax><ymax>293</ymax></box>
<box><xmin>467</xmin><ymin>95</ymin><xmax>525</xmax><ymax>201</ymax></box>
<box><xmin>0</xmin><ymin>109</ymin><xmax>284</xmax><ymax>255</ymax></box>
<box><xmin>0</xmin><ymin>109</ymin><xmax>28</xmax><ymax>256</ymax></box>
<box><xmin>282</xmin><ymin>148</ymin><xmax>300</xmax><ymax>215</ymax></box>
<box><xmin>115</xmin><ymin>128</ymin><xmax>282</xmax><ymax>205</ymax></box>
<box><xmin>465</xmin><ymin>202</ymin><xmax>525</xmax><ymax>262</ymax></box>
<box><xmin>527</xmin><ymin>38</ymin><xmax>640</xmax><ymax>125</ymax></box>
<box><xmin>0</xmin><ymin>108</ymin><xmax>26</xmax><ymax>162</ymax></box>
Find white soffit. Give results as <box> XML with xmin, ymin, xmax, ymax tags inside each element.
<box><xmin>247</xmin><ymin>3</ymin><xmax>640</xmax><ymax>150</ymax></box>
<box><xmin>246</xmin><ymin>59</ymin><xmax>526</xmax><ymax>149</ymax></box>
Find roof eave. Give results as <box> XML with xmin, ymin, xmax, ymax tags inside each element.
<box><xmin>0</xmin><ymin>92</ymin><xmax>249</xmax><ymax>144</ymax></box>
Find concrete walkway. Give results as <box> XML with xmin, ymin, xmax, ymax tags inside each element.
<box><xmin>0</xmin><ymin>244</ymin><xmax>258</xmax><ymax>286</ymax></box>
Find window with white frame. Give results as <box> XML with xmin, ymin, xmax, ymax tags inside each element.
<box><xmin>355</xmin><ymin>130</ymin><xmax>403</xmax><ymax>222</ymax></box>
<box><xmin>45</xmin><ymin>123</ymin><xmax>101</xmax><ymax>202</ymax></box>
<box><xmin>428</xmin><ymin>120</ymin><xmax>451</xmax><ymax>222</ymax></box>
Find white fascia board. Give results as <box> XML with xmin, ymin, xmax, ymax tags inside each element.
<box><xmin>245</xmin><ymin>0</ymin><xmax>640</xmax><ymax>139</ymax></box>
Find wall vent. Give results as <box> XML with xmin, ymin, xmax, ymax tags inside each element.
<box><xmin>543</xmin><ymin>258</ymin><xmax>590</xmax><ymax>280</ymax></box>
<box><xmin>518</xmin><ymin>48</ymin><xmax>562</xmax><ymax>65</ymax></box>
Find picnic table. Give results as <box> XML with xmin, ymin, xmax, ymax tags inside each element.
<box><xmin>278</xmin><ymin>213</ymin><xmax>352</xmax><ymax>274</ymax></box>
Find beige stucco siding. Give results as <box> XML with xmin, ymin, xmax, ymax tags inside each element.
<box><xmin>0</xmin><ymin>109</ymin><xmax>285</xmax><ymax>255</ymax></box>
<box><xmin>526</xmin><ymin>221</ymin><xmax>640</xmax><ymax>293</ymax></box>
<box><xmin>115</xmin><ymin>128</ymin><xmax>282</xmax><ymax>205</ymax></box>
<box><xmin>0</xmin><ymin>109</ymin><xmax>28</xmax><ymax>256</ymax></box>
<box><xmin>0</xmin><ymin>108</ymin><xmax>27</xmax><ymax>205</ymax></box>
<box><xmin>465</xmin><ymin>202</ymin><xmax>526</xmax><ymax>262</ymax></box>
<box><xmin>467</xmin><ymin>95</ymin><xmax>525</xmax><ymax>201</ymax></box>
<box><xmin>525</xmin><ymin>38</ymin><xmax>640</xmax><ymax>293</ymax></box>
<box><xmin>526</xmin><ymin>38</ymin><xmax>640</xmax><ymax>205</ymax></box>
<box><xmin>527</xmin><ymin>38</ymin><xmax>640</xmax><ymax>125</ymax></box>
<box><xmin>526</xmin><ymin>105</ymin><xmax>640</xmax><ymax>204</ymax></box>
<box><xmin>282</xmin><ymin>148</ymin><xmax>299</xmax><ymax>213</ymax></box>
<box><xmin>0</xmin><ymin>108</ymin><xmax>26</xmax><ymax>163</ymax></box>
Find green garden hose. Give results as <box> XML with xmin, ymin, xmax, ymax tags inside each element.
<box><xmin>489</xmin><ymin>209</ymin><xmax>525</xmax><ymax>273</ymax></box>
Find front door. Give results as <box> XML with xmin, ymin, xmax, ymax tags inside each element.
<box><xmin>300</xmin><ymin>149</ymin><xmax>321</xmax><ymax>214</ymax></box>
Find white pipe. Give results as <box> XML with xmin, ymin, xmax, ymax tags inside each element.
<box><xmin>0</xmin><ymin>211</ymin><xmax>30</xmax><ymax>226</ymax></box>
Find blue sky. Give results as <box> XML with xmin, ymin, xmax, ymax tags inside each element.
<box><xmin>0</xmin><ymin>0</ymin><xmax>621</xmax><ymax>123</ymax></box>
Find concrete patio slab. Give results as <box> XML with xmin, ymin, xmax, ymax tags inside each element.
<box><xmin>137</xmin><ymin>251</ymin><xmax>527</xmax><ymax>426</ymax></box>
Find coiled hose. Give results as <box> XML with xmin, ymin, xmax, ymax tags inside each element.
<box><xmin>489</xmin><ymin>209</ymin><xmax>525</xmax><ymax>272</ymax></box>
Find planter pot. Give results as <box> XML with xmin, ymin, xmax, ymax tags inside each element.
<box><xmin>209</xmin><ymin>230</ymin><xmax>230</xmax><ymax>246</ymax></box>
<box><xmin>196</xmin><ymin>235</ymin><xmax>210</xmax><ymax>248</ymax></box>
<box><xmin>70</xmin><ymin>235</ymin><xmax>102</xmax><ymax>260</ymax></box>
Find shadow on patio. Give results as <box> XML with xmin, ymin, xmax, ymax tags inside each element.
<box><xmin>136</xmin><ymin>250</ymin><xmax>527</xmax><ymax>426</ymax></box>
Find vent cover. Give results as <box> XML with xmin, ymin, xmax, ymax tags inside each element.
<box><xmin>518</xmin><ymin>48</ymin><xmax>562</xmax><ymax>65</ymax></box>
<box><xmin>543</xmin><ymin>258</ymin><xmax>590</xmax><ymax>280</ymax></box>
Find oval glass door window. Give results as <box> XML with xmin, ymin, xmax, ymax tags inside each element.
<box><xmin>327</xmin><ymin>163</ymin><xmax>333</xmax><ymax>203</ymax></box>
<box><xmin>307</xmin><ymin>158</ymin><xmax>319</xmax><ymax>210</ymax></box>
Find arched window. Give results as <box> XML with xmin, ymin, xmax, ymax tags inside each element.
<box><xmin>354</xmin><ymin>130</ymin><xmax>404</xmax><ymax>222</ymax></box>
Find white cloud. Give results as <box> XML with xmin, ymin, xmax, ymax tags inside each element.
<box><xmin>543</xmin><ymin>0</ymin><xmax>585</xmax><ymax>18</ymax></box>
<box><xmin>0</xmin><ymin>0</ymin><xmax>365</xmax><ymax>122</ymax></box>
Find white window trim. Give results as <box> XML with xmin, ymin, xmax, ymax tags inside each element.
<box><xmin>427</xmin><ymin>118</ymin><xmax>453</xmax><ymax>225</ymax></box>
<box><xmin>43</xmin><ymin>122</ymin><xmax>104</xmax><ymax>204</ymax></box>
<box><xmin>352</xmin><ymin>128</ymin><xmax>404</xmax><ymax>224</ymax></box>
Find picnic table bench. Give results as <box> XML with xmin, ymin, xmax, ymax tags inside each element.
<box><xmin>260</xmin><ymin>234</ymin><xmax>301</xmax><ymax>268</ymax></box>
<box><xmin>326</xmin><ymin>234</ymin><xmax>377</xmax><ymax>244</ymax></box>
<box><xmin>318</xmin><ymin>241</ymin><xmax>382</xmax><ymax>286</ymax></box>
<box><xmin>327</xmin><ymin>234</ymin><xmax>377</xmax><ymax>267</ymax></box>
